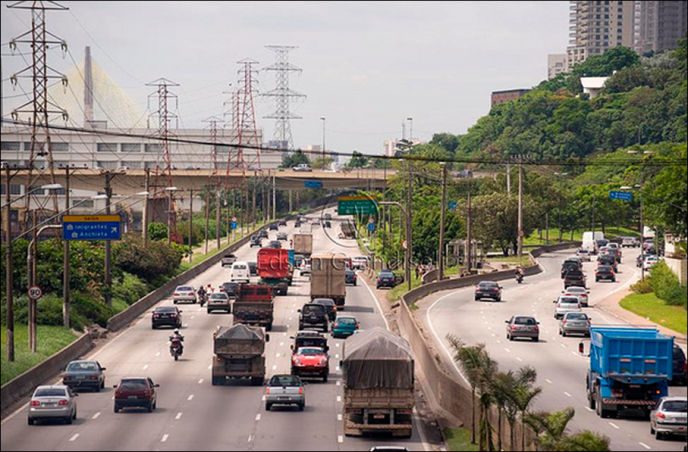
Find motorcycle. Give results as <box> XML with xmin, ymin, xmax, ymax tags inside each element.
<box><xmin>170</xmin><ymin>338</ymin><xmax>183</xmax><ymax>361</ymax></box>
<box><xmin>198</xmin><ymin>292</ymin><xmax>206</xmax><ymax>306</ymax></box>
<box><xmin>515</xmin><ymin>273</ymin><xmax>524</xmax><ymax>284</ymax></box>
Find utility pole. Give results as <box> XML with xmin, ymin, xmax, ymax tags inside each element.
<box><xmin>288</xmin><ymin>190</ymin><xmax>293</xmax><ymax>213</ymax></box>
<box><xmin>63</xmin><ymin>166</ymin><xmax>70</xmax><ymax>327</ymax></box>
<box><xmin>272</xmin><ymin>171</ymin><xmax>276</xmax><ymax>221</ymax></box>
<box><xmin>506</xmin><ymin>163</ymin><xmax>511</xmax><ymax>197</ymax></box>
<box><xmin>407</xmin><ymin>160</ymin><xmax>413</xmax><ymax>288</ymax></box>
<box><xmin>438</xmin><ymin>163</ymin><xmax>447</xmax><ymax>281</ymax></box>
<box><xmin>252</xmin><ymin>174</ymin><xmax>257</xmax><ymax>229</ymax></box>
<box><xmin>216</xmin><ymin>189</ymin><xmax>221</xmax><ymax>249</ymax></box>
<box><xmin>466</xmin><ymin>179</ymin><xmax>473</xmax><ymax>273</ymax></box>
<box><xmin>142</xmin><ymin>168</ymin><xmax>150</xmax><ymax>246</ymax></box>
<box><xmin>517</xmin><ymin>162</ymin><xmax>524</xmax><ymax>264</ymax></box>
<box><xmin>591</xmin><ymin>191</ymin><xmax>597</xmax><ymax>252</ymax></box>
<box><xmin>29</xmin><ymin>215</ymin><xmax>37</xmax><ymax>351</ymax></box>
<box><xmin>104</xmin><ymin>172</ymin><xmax>113</xmax><ymax>306</ymax></box>
<box><xmin>204</xmin><ymin>189</ymin><xmax>210</xmax><ymax>254</ymax></box>
<box><xmin>188</xmin><ymin>188</ymin><xmax>194</xmax><ymax>263</ymax></box>
<box><xmin>5</xmin><ymin>165</ymin><xmax>15</xmax><ymax>362</ymax></box>
<box><xmin>320</xmin><ymin>117</ymin><xmax>326</xmax><ymax>160</ymax></box>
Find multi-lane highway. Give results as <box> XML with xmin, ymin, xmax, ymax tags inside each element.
<box><xmin>424</xmin><ymin>249</ymin><xmax>687</xmax><ymax>452</ymax></box>
<box><xmin>1</xmin><ymin>208</ymin><xmax>428</xmax><ymax>451</ymax></box>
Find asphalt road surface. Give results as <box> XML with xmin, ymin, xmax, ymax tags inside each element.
<box><xmin>1</xmin><ymin>208</ymin><xmax>428</xmax><ymax>451</ymax></box>
<box><xmin>426</xmin><ymin>249</ymin><xmax>687</xmax><ymax>452</ymax></box>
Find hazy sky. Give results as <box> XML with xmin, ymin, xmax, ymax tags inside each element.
<box><xmin>1</xmin><ymin>1</ymin><xmax>569</xmax><ymax>155</ymax></box>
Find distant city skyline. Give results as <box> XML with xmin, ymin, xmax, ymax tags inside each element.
<box><xmin>1</xmin><ymin>1</ymin><xmax>569</xmax><ymax>154</ymax></box>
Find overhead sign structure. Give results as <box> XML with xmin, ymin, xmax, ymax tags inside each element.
<box><xmin>609</xmin><ymin>190</ymin><xmax>633</xmax><ymax>202</ymax></box>
<box><xmin>63</xmin><ymin>215</ymin><xmax>122</xmax><ymax>241</ymax></box>
<box><xmin>338</xmin><ymin>196</ymin><xmax>377</xmax><ymax>215</ymax></box>
<box><xmin>305</xmin><ymin>180</ymin><xmax>323</xmax><ymax>189</ymax></box>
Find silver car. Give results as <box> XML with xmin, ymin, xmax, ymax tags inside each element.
<box><xmin>173</xmin><ymin>285</ymin><xmax>197</xmax><ymax>304</ymax></box>
<box><xmin>553</xmin><ymin>296</ymin><xmax>581</xmax><ymax>319</ymax></box>
<box><xmin>650</xmin><ymin>396</ymin><xmax>687</xmax><ymax>440</ymax></box>
<box><xmin>28</xmin><ymin>385</ymin><xmax>78</xmax><ymax>425</ymax></box>
<box><xmin>576</xmin><ymin>248</ymin><xmax>592</xmax><ymax>262</ymax></box>
<box><xmin>559</xmin><ymin>312</ymin><xmax>592</xmax><ymax>337</ymax></box>
<box><xmin>265</xmin><ymin>374</ymin><xmax>306</xmax><ymax>411</ymax></box>
<box><xmin>62</xmin><ymin>360</ymin><xmax>106</xmax><ymax>391</ymax></box>
<box><xmin>505</xmin><ymin>316</ymin><xmax>540</xmax><ymax>342</ymax></box>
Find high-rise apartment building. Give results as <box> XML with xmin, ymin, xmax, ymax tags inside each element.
<box><xmin>548</xmin><ymin>54</ymin><xmax>568</xmax><ymax>79</ymax></box>
<box><xmin>567</xmin><ymin>1</ymin><xmax>637</xmax><ymax>71</ymax></box>
<box><xmin>636</xmin><ymin>1</ymin><xmax>688</xmax><ymax>54</ymax></box>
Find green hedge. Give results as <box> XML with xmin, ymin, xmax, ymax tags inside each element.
<box><xmin>648</xmin><ymin>261</ymin><xmax>687</xmax><ymax>307</ymax></box>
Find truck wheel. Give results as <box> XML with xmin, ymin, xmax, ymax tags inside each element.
<box><xmin>266</xmin><ymin>323</ymin><xmax>273</xmax><ymax>332</ymax></box>
<box><xmin>656</xmin><ymin>431</ymin><xmax>664</xmax><ymax>441</ymax></box>
<box><xmin>251</xmin><ymin>378</ymin><xmax>264</xmax><ymax>386</ymax></box>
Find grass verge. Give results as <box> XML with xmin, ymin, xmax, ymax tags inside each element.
<box><xmin>619</xmin><ymin>292</ymin><xmax>687</xmax><ymax>335</ymax></box>
<box><xmin>1</xmin><ymin>325</ymin><xmax>79</xmax><ymax>385</ymax></box>
<box><xmin>444</xmin><ymin>427</ymin><xmax>479</xmax><ymax>451</ymax></box>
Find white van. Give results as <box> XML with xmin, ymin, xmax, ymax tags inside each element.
<box><xmin>230</xmin><ymin>261</ymin><xmax>250</xmax><ymax>284</ymax></box>
<box><xmin>581</xmin><ymin>231</ymin><xmax>605</xmax><ymax>254</ymax></box>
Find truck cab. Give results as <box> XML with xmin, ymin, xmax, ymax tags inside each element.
<box><xmin>233</xmin><ymin>284</ymin><xmax>274</xmax><ymax>331</ymax></box>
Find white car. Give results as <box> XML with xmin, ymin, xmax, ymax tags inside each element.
<box><xmin>576</xmin><ymin>249</ymin><xmax>592</xmax><ymax>262</ymax></box>
<box><xmin>621</xmin><ymin>237</ymin><xmax>638</xmax><ymax>248</ymax></box>
<box><xmin>352</xmin><ymin>256</ymin><xmax>369</xmax><ymax>270</ymax></box>
<box><xmin>553</xmin><ymin>296</ymin><xmax>582</xmax><ymax>320</ymax></box>
<box><xmin>562</xmin><ymin>286</ymin><xmax>590</xmax><ymax>307</ymax></box>
<box><xmin>292</xmin><ymin>164</ymin><xmax>313</xmax><ymax>172</ymax></box>
<box><xmin>299</xmin><ymin>259</ymin><xmax>312</xmax><ymax>275</ymax></box>
<box><xmin>230</xmin><ymin>261</ymin><xmax>251</xmax><ymax>284</ymax></box>
<box><xmin>173</xmin><ymin>285</ymin><xmax>197</xmax><ymax>304</ymax></box>
<box><xmin>28</xmin><ymin>385</ymin><xmax>77</xmax><ymax>425</ymax></box>
<box><xmin>644</xmin><ymin>256</ymin><xmax>660</xmax><ymax>271</ymax></box>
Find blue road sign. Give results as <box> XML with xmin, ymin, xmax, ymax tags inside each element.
<box><xmin>231</xmin><ymin>221</ymin><xmax>238</xmax><ymax>230</ymax></box>
<box><xmin>63</xmin><ymin>215</ymin><xmax>121</xmax><ymax>241</ymax></box>
<box><xmin>305</xmin><ymin>180</ymin><xmax>322</xmax><ymax>189</ymax></box>
<box><xmin>448</xmin><ymin>201</ymin><xmax>457</xmax><ymax>212</ymax></box>
<box><xmin>609</xmin><ymin>190</ymin><xmax>633</xmax><ymax>201</ymax></box>
<box><xmin>368</xmin><ymin>222</ymin><xmax>376</xmax><ymax>233</ymax></box>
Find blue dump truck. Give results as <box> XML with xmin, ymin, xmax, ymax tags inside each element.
<box><xmin>586</xmin><ymin>326</ymin><xmax>674</xmax><ymax>419</ymax></box>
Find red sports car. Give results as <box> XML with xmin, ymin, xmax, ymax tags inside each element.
<box><xmin>291</xmin><ymin>347</ymin><xmax>329</xmax><ymax>382</ymax></box>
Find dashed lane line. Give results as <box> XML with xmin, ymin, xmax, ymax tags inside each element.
<box><xmin>175</xmin><ymin>412</ymin><xmax>183</xmax><ymax>420</ymax></box>
<box><xmin>69</xmin><ymin>434</ymin><xmax>79</xmax><ymax>442</ymax></box>
<box><xmin>92</xmin><ymin>412</ymin><xmax>101</xmax><ymax>419</ymax></box>
<box><xmin>161</xmin><ymin>434</ymin><xmax>169</xmax><ymax>442</ymax></box>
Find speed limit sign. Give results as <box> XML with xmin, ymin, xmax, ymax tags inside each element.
<box><xmin>28</xmin><ymin>286</ymin><xmax>43</xmax><ymax>300</ymax></box>
<box><xmin>401</xmin><ymin>240</ymin><xmax>408</xmax><ymax>250</ymax></box>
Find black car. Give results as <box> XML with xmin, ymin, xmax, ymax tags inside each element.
<box><xmin>564</xmin><ymin>271</ymin><xmax>586</xmax><ymax>288</ymax></box>
<box><xmin>376</xmin><ymin>270</ymin><xmax>396</xmax><ymax>289</ymax></box>
<box><xmin>324</xmin><ymin>213</ymin><xmax>332</xmax><ymax>221</ymax></box>
<box><xmin>298</xmin><ymin>304</ymin><xmax>329</xmax><ymax>333</ymax></box>
<box><xmin>295</xmin><ymin>220</ymin><xmax>302</xmax><ymax>228</ymax></box>
<box><xmin>278</xmin><ymin>219</ymin><xmax>287</xmax><ymax>227</ymax></box>
<box><xmin>152</xmin><ymin>306</ymin><xmax>182</xmax><ymax>329</ymax></box>
<box><xmin>561</xmin><ymin>259</ymin><xmax>583</xmax><ymax>278</ymax></box>
<box><xmin>475</xmin><ymin>281</ymin><xmax>502</xmax><ymax>302</ymax></box>
<box><xmin>672</xmin><ymin>344</ymin><xmax>687</xmax><ymax>385</ymax></box>
<box><xmin>220</xmin><ymin>282</ymin><xmax>239</xmax><ymax>298</ymax></box>
<box><xmin>345</xmin><ymin>269</ymin><xmax>357</xmax><ymax>286</ymax></box>
<box><xmin>595</xmin><ymin>265</ymin><xmax>616</xmax><ymax>282</ymax></box>
<box><xmin>312</xmin><ymin>298</ymin><xmax>337</xmax><ymax>322</ymax></box>
<box><xmin>259</xmin><ymin>230</ymin><xmax>269</xmax><ymax>239</ymax></box>
<box><xmin>269</xmin><ymin>224</ymin><xmax>279</xmax><ymax>231</ymax></box>
<box><xmin>268</xmin><ymin>240</ymin><xmax>282</xmax><ymax>249</ymax></box>
<box><xmin>324</xmin><ymin>221</ymin><xmax>332</xmax><ymax>228</ymax></box>
<box><xmin>250</xmin><ymin>236</ymin><xmax>262</xmax><ymax>248</ymax></box>
<box><xmin>597</xmin><ymin>254</ymin><xmax>618</xmax><ymax>272</ymax></box>
<box><xmin>248</xmin><ymin>261</ymin><xmax>258</xmax><ymax>276</ymax></box>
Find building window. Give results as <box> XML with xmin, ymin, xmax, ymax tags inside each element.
<box><xmin>51</xmin><ymin>142</ymin><xmax>69</xmax><ymax>152</ymax></box>
<box><xmin>96</xmin><ymin>161</ymin><xmax>117</xmax><ymax>170</ymax></box>
<box><xmin>1</xmin><ymin>184</ymin><xmax>22</xmax><ymax>195</ymax></box>
<box><xmin>144</xmin><ymin>161</ymin><xmax>160</xmax><ymax>170</ymax></box>
<box><xmin>73</xmin><ymin>199</ymin><xmax>94</xmax><ymax>209</ymax></box>
<box><xmin>119</xmin><ymin>161</ymin><xmax>141</xmax><ymax>169</ymax></box>
<box><xmin>97</xmin><ymin>143</ymin><xmax>118</xmax><ymax>153</ymax></box>
<box><xmin>1</xmin><ymin>142</ymin><xmax>21</xmax><ymax>151</ymax></box>
<box><xmin>121</xmin><ymin>143</ymin><xmax>142</xmax><ymax>153</ymax></box>
<box><xmin>145</xmin><ymin>143</ymin><xmax>163</xmax><ymax>153</ymax></box>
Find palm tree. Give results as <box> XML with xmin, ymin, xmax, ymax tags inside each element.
<box><xmin>490</xmin><ymin>371</ymin><xmax>516</xmax><ymax>452</ymax></box>
<box><xmin>558</xmin><ymin>431</ymin><xmax>611</xmax><ymax>451</ymax></box>
<box><xmin>525</xmin><ymin>409</ymin><xmax>610</xmax><ymax>451</ymax></box>
<box><xmin>512</xmin><ymin>367</ymin><xmax>542</xmax><ymax>451</ymax></box>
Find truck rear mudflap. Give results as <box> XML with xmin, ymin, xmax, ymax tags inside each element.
<box><xmin>602</xmin><ymin>399</ymin><xmax>657</xmax><ymax>407</ymax></box>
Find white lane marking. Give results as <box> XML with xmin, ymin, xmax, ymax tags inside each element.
<box><xmin>187</xmin><ymin>394</ymin><xmax>194</xmax><ymax>401</ymax></box>
<box><xmin>338</xmin><ymin>435</ymin><xmax>344</xmax><ymax>443</ymax></box>
<box><xmin>191</xmin><ymin>316</ymin><xmax>195</xmax><ymax>319</ymax></box>
<box><xmin>571</xmin><ymin>351</ymin><xmax>579</xmax><ymax>356</ymax></box>
<box><xmin>504</xmin><ymin>348</ymin><xmax>511</xmax><ymax>353</ymax></box>
<box><xmin>198</xmin><ymin>379</ymin><xmax>204</xmax><ymax>384</ymax></box>
<box><xmin>585</xmin><ymin>407</ymin><xmax>594</xmax><ymax>412</ymax></box>
<box><xmin>273</xmin><ymin>365</ymin><xmax>277</xmax><ymax>370</ymax></box>
<box><xmin>564</xmin><ymin>392</ymin><xmax>572</xmax><ymax>398</ymax></box>
<box><xmin>609</xmin><ymin>422</ymin><xmax>620</xmax><ymax>430</ymax></box>
<box><xmin>262</xmin><ymin>396</ymin><xmax>266</xmax><ymax>401</ymax></box>
<box><xmin>280</xmin><ymin>342</ymin><xmax>284</xmax><ymax>347</ymax></box>
<box><xmin>155</xmin><ymin>352</ymin><xmax>160</xmax><ymax>357</ymax></box>
<box><xmin>69</xmin><ymin>434</ymin><xmax>80</xmax><ymax>442</ymax></box>
<box><xmin>255</xmin><ymin>414</ymin><xmax>261</xmax><ymax>421</ymax></box>
<box><xmin>336</xmin><ymin>343</ymin><xmax>340</xmax><ymax>348</ymax></box>
<box><xmin>336</xmin><ymin>354</ymin><xmax>340</xmax><ymax>359</ymax></box>
<box><xmin>143</xmin><ymin>364</ymin><xmax>149</xmax><ymax>370</ymax></box>
<box><xmin>336</xmin><ymin>381</ymin><xmax>341</xmax><ymax>386</ymax></box>
<box><xmin>276</xmin><ymin>353</ymin><xmax>281</xmax><ymax>358</ymax></box>
<box><xmin>161</xmin><ymin>434</ymin><xmax>169</xmax><ymax>442</ymax></box>
<box><xmin>337</xmin><ymin>396</ymin><xmax>342</xmax><ymax>402</ymax></box>
<box><xmin>208</xmin><ymin>364</ymin><xmax>212</xmax><ymax>370</ymax></box>
<box><xmin>338</xmin><ymin>414</ymin><xmax>343</xmax><ymax>421</ymax></box>
<box><xmin>546</xmin><ymin>379</ymin><xmax>553</xmax><ymax>385</ymax></box>
<box><xmin>560</xmin><ymin>344</ymin><xmax>567</xmax><ymax>348</ymax></box>
<box><xmin>496</xmin><ymin>340</ymin><xmax>502</xmax><ymax>344</ymax></box>
<box><xmin>638</xmin><ymin>442</ymin><xmax>651</xmax><ymax>450</ymax></box>
<box><xmin>183</xmin><ymin>324</ymin><xmax>188</xmax><ymax>328</ymax></box>
<box><xmin>359</xmin><ymin>275</ymin><xmax>391</xmax><ymax>331</ymax></box>
<box><xmin>175</xmin><ymin>412</ymin><xmax>183</xmax><ymax>420</ymax></box>
<box><xmin>92</xmin><ymin>412</ymin><xmax>101</xmax><ymax>419</ymax></box>
<box><xmin>336</xmin><ymin>366</ymin><xmax>341</xmax><ymax>372</ymax></box>
<box><xmin>491</xmin><ymin>333</ymin><xmax>496</xmax><ymax>337</ymax></box>
<box><xmin>248</xmin><ymin>435</ymin><xmax>254</xmax><ymax>442</ymax></box>
<box><xmin>516</xmin><ymin>357</ymin><xmax>523</xmax><ymax>362</ymax></box>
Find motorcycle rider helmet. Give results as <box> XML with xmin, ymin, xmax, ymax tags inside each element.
<box><xmin>174</xmin><ymin>329</ymin><xmax>180</xmax><ymax>335</ymax></box>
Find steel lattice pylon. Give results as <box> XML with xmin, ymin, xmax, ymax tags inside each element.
<box><xmin>234</xmin><ymin>59</ymin><xmax>261</xmax><ymax>173</ymax></box>
<box><xmin>262</xmin><ymin>46</ymin><xmax>306</xmax><ymax>151</ymax></box>
<box><xmin>7</xmin><ymin>1</ymin><xmax>69</xmax><ymax>231</ymax></box>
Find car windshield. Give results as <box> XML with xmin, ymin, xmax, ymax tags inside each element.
<box><xmin>662</xmin><ymin>401</ymin><xmax>687</xmax><ymax>413</ymax></box>
<box><xmin>34</xmin><ymin>387</ymin><xmax>67</xmax><ymax>397</ymax></box>
<box><xmin>210</xmin><ymin>293</ymin><xmax>228</xmax><ymax>299</ymax></box>
<box><xmin>380</xmin><ymin>272</ymin><xmax>394</xmax><ymax>277</ymax></box>
<box><xmin>514</xmin><ymin>317</ymin><xmax>536</xmax><ymax>325</ymax></box>
<box><xmin>598</xmin><ymin>266</ymin><xmax>612</xmax><ymax>272</ymax></box>
<box><xmin>119</xmin><ymin>379</ymin><xmax>147</xmax><ymax>390</ymax></box>
<box><xmin>566</xmin><ymin>313</ymin><xmax>587</xmax><ymax>320</ymax></box>
<box><xmin>156</xmin><ymin>306</ymin><xmax>177</xmax><ymax>313</ymax></box>
<box><xmin>67</xmin><ymin>362</ymin><xmax>97</xmax><ymax>372</ymax></box>
<box><xmin>298</xmin><ymin>347</ymin><xmax>324</xmax><ymax>355</ymax></box>
<box><xmin>315</xmin><ymin>299</ymin><xmax>334</xmax><ymax>306</ymax></box>
<box><xmin>233</xmin><ymin>265</ymin><xmax>247</xmax><ymax>270</ymax></box>
<box><xmin>480</xmin><ymin>282</ymin><xmax>498</xmax><ymax>289</ymax></box>
<box><xmin>269</xmin><ymin>375</ymin><xmax>300</xmax><ymax>387</ymax></box>
<box><xmin>303</xmin><ymin>306</ymin><xmax>324</xmax><ymax>315</ymax></box>
<box><xmin>177</xmin><ymin>286</ymin><xmax>193</xmax><ymax>291</ymax></box>
<box><xmin>338</xmin><ymin>318</ymin><xmax>356</xmax><ymax>325</ymax></box>
<box><xmin>560</xmin><ymin>298</ymin><xmax>579</xmax><ymax>304</ymax></box>
<box><xmin>567</xmin><ymin>288</ymin><xmax>585</xmax><ymax>293</ymax></box>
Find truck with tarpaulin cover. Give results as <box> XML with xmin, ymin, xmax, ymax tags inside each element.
<box><xmin>293</xmin><ymin>233</ymin><xmax>313</xmax><ymax>257</ymax></box>
<box><xmin>212</xmin><ymin>324</ymin><xmax>269</xmax><ymax>386</ymax></box>
<box><xmin>342</xmin><ymin>327</ymin><xmax>414</xmax><ymax>438</ymax></box>
<box><xmin>586</xmin><ymin>326</ymin><xmax>673</xmax><ymax>419</ymax></box>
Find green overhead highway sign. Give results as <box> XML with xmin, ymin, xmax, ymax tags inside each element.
<box><xmin>338</xmin><ymin>196</ymin><xmax>378</xmax><ymax>215</ymax></box>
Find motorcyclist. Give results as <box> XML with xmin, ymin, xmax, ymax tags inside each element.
<box><xmin>169</xmin><ymin>329</ymin><xmax>185</xmax><ymax>354</ymax></box>
<box><xmin>197</xmin><ymin>286</ymin><xmax>207</xmax><ymax>305</ymax></box>
<box><xmin>515</xmin><ymin>266</ymin><xmax>524</xmax><ymax>283</ymax></box>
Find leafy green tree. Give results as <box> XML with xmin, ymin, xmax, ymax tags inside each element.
<box><xmin>643</xmin><ymin>144</ymin><xmax>687</xmax><ymax>237</ymax></box>
<box><xmin>113</xmin><ymin>234</ymin><xmax>181</xmax><ymax>284</ymax></box>
<box><xmin>310</xmin><ymin>157</ymin><xmax>334</xmax><ymax>170</ymax></box>
<box><xmin>430</xmin><ymin>133</ymin><xmax>460</xmax><ymax>154</ymax></box>
<box><xmin>346</xmin><ymin>151</ymin><xmax>369</xmax><ymax>169</ymax></box>
<box><xmin>148</xmin><ymin>222</ymin><xmax>167</xmax><ymax>241</ymax></box>
<box><xmin>280</xmin><ymin>151</ymin><xmax>310</xmax><ymax>169</ymax></box>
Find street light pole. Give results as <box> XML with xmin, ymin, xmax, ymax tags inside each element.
<box><xmin>517</xmin><ymin>162</ymin><xmax>524</xmax><ymax>264</ymax></box>
<box><xmin>4</xmin><ymin>164</ymin><xmax>15</xmax><ymax>362</ymax></box>
<box><xmin>407</xmin><ymin>159</ymin><xmax>413</xmax><ymax>286</ymax></box>
<box><xmin>320</xmin><ymin>117</ymin><xmax>326</xmax><ymax>161</ymax></box>
<box><xmin>104</xmin><ymin>173</ymin><xmax>113</xmax><ymax>307</ymax></box>
<box><xmin>438</xmin><ymin>163</ymin><xmax>447</xmax><ymax>281</ymax></box>
<box><xmin>188</xmin><ymin>188</ymin><xmax>194</xmax><ymax>263</ymax></box>
<box><xmin>142</xmin><ymin>168</ymin><xmax>150</xmax><ymax>246</ymax></box>
<box><xmin>63</xmin><ymin>166</ymin><xmax>71</xmax><ymax>327</ymax></box>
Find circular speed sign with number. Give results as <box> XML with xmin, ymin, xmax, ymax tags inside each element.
<box><xmin>28</xmin><ymin>286</ymin><xmax>43</xmax><ymax>300</ymax></box>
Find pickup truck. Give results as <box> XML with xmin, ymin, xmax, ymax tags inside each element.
<box><xmin>586</xmin><ymin>327</ymin><xmax>673</xmax><ymax>419</ymax></box>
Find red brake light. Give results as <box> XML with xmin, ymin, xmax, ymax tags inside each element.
<box><xmin>63</xmin><ymin>376</ymin><xmax>72</xmax><ymax>381</ymax></box>
<box><xmin>656</xmin><ymin>412</ymin><xmax>666</xmax><ymax>419</ymax></box>
<box><xmin>58</xmin><ymin>400</ymin><xmax>69</xmax><ymax>406</ymax></box>
<box><xmin>266</xmin><ymin>388</ymin><xmax>270</xmax><ymax>395</ymax></box>
<box><xmin>173</xmin><ymin>293</ymin><xmax>179</xmax><ymax>296</ymax></box>
<box><xmin>30</xmin><ymin>400</ymin><xmax>40</xmax><ymax>407</ymax></box>
<box><xmin>334</xmin><ymin>323</ymin><xmax>339</xmax><ymax>329</ymax></box>
<box><xmin>299</xmin><ymin>388</ymin><xmax>304</xmax><ymax>395</ymax></box>
<box><xmin>89</xmin><ymin>375</ymin><xmax>98</xmax><ymax>380</ymax></box>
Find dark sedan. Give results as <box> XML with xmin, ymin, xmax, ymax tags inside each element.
<box><xmin>250</xmin><ymin>236</ymin><xmax>262</xmax><ymax>248</ymax></box>
<box><xmin>595</xmin><ymin>265</ymin><xmax>616</xmax><ymax>282</ymax></box>
<box><xmin>312</xmin><ymin>298</ymin><xmax>337</xmax><ymax>322</ymax></box>
<box><xmin>345</xmin><ymin>269</ymin><xmax>357</xmax><ymax>286</ymax></box>
<box><xmin>113</xmin><ymin>377</ymin><xmax>159</xmax><ymax>413</ymax></box>
<box><xmin>475</xmin><ymin>281</ymin><xmax>502</xmax><ymax>302</ymax></box>
<box><xmin>268</xmin><ymin>240</ymin><xmax>282</xmax><ymax>249</ymax></box>
<box><xmin>152</xmin><ymin>306</ymin><xmax>182</xmax><ymax>329</ymax></box>
<box><xmin>62</xmin><ymin>360</ymin><xmax>106</xmax><ymax>392</ymax></box>
<box><xmin>269</xmin><ymin>224</ymin><xmax>279</xmax><ymax>231</ymax></box>
<box><xmin>376</xmin><ymin>270</ymin><xmax>396</xmax><ymax>289</ymax></box>
<box><xmin>220</xmin><ymin>282</ymin><xmax>239</xmax><ymax>298</ymax></box>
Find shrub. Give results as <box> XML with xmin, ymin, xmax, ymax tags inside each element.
<box><xmin>112</xmin><ymin>272</ymin><xmax>150</xmax><ymax>305</ymax></box>
<box><xmin>665</xmin><ymin>283</ymin><xmax>688</xmax><ymax>308</ymax></box>
<box><xmin>113</xmin><ymin>234</ymin><xmax>181</xmax><ymax>283</ymax></box>
<box><xmin>631</xmin><ymin>279</ymin><xmax>653</xmax><ymax>294</ymax></box>
<box><xmin>647</xmin><ymin>261</ymin><xmax>681</xmax><ymax>301</ymax></box>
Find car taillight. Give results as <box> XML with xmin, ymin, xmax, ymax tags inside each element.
<box><xmin>356</xmin><ymin>323</ymin><xmax>360</xmax><ymax>330</ymax></box>
<box><xmin>683</xmin><ymin>362</ymin><xmax>687</xmax><ymax>372</ymax></box>
<box><xmin>656</xmin><ymin>412</ymin><xmax>667</xmax><ymax>419</ymax></box>
<box><xmin>173</xmin><ymin>293</ymin><xmax>179</xmax><ymax>296</ymax></box>
<box><xmin>58</xmin><ymin>400</ymin><xmax>69</xmax><ymax>406</ymax></box>
<box><xmin>144</xmin><ymin>390</ymin><xmax>151</xmax><ymax>398</ymax></box>
<box><xmin>63</xmin><ymin>375</ymin><xmax>72</xmax><ymax>381</ymax></box>
<box><xmin>30</xmin><ymin>400</ymin><xmax>40</xmax><ymax>407</ymax></box>
<box><xmin>89</xmin><ymin>375</ymin><xmax>98</xmax><ymax>380</ymax></box>
<box><xmin>170</xmin><ymin>314</ymin><xmax>177</xmax><ymax>317</ymax></box>
<box><xmin>153</xmin><ymin>314</ymin><xmax>160</xmax><ymax>318</ymax></box>
<box><xmin>298</xmin><ymin>388</ymin><xmax>304</xmax><ymax>394</ymax></box>
<box><xmin>562</xmin><ymin>320</ymin><xmax>567</xmax><ymax>325</ymax></box>
<box><xmin>266</xmin><ymin>388</ymin><xmax>270</xmax><ymax>395</ymax></box>
<box><xmin>334</xmin><ymin>323</ymin><xmax>339</xmax><ymax>329</ymax></box>
<box><xmin>510</xmin><ymin>326</ymin><xmax>516</xmax><ymax>331</ymax></box>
